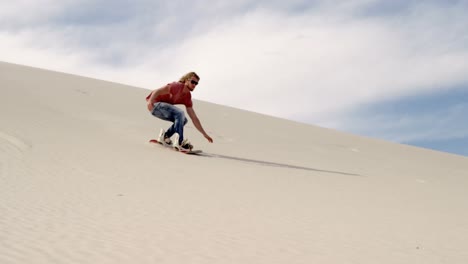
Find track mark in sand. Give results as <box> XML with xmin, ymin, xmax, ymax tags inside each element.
<box><xmin>0</xmin><ymin>132</ymin><xmax>31</xmax><ymax>154</ymax></box>
<box><xmin>0</xmin><ymin>132</ymin><xmax>31</xmax><ymax>177</ymax></box>
<box><xmin>74</xmin><ymin>88</ymin><xmax>89</xmax><ymax>95</ymax></box>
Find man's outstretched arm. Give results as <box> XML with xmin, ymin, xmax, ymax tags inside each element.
<box><xmin>186</xmin><ymin>107</ymin><xmax>213</xmax><ymax>143</ymax></box>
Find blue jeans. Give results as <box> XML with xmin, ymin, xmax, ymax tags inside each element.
<box><xmin>151</xmin><ymin>102</ymin><xmax>188</xmax><ymax>144</ymax></box>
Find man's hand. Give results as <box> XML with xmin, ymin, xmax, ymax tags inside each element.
<box><xmin>147</xmin><ymin>85</ymin><xmax>171</xmax><ymax>112</ymax></box>
<box><xmin>205</xmin><ymin>134</ymin><xmax>213</xmax><ymax>143</ymax></box>
<box><xmin>147</xmin><ymin>101</ymin><xmax>154</xmax><ymax>112</ymax></box>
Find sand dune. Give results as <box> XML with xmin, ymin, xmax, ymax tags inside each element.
<box><xmin>1</xmin><ymin>61</ymin><xmax>467</xmax><ymax>263</ymax></box>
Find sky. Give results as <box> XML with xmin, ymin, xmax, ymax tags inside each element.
<box><xmin>1</xmin><ymin>0</ymin><xmax>467</xmax><ymax>157</ymax></box>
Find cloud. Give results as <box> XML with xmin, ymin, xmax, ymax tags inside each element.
<box><xmin>1</xmin><ymin>1</ymin><xmax>468</xmax><ymax>136</ymax></box>
<box><xmin>163</xmin><ymin>2</ymin><xmax>468</xmax><ymax>121</ymax></box>
<box><xmin>333</xmin><ymin>88</ymin><xmax>468</xmax><ymax>144</ymax></box>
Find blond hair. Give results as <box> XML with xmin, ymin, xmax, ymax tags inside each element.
<box><xmin>179</xmin><ymin>72</ymin><xmax>200</xmax><ymax>83</ymax></box>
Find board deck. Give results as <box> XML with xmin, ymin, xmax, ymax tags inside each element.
<box><xmin>149</xmin><ymin>139</ymin><xmax>202</xmax><ymax>155</ymax></box>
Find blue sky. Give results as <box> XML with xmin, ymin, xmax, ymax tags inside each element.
<box><xmin>1</xmin><ymin>0</ymin><xmax>467</xmax><ymax>157</ymax></box>
<box><xmin>337</xmin><ymin>87</ymin><xmax>468</xmax><ymax>156</ymax></box>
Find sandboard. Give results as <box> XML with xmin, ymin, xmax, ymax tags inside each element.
<box><xmin>149</xmin><ymin>139</ymin><xmax>202</xmax><ymax>155</ymax></box>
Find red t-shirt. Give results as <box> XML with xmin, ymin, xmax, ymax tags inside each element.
<box><xmin>146</xmin><ymin>82</ymin><xmax>193</xmax><ymax>108</ymax></box>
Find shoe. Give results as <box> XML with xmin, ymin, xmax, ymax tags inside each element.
<box><xmin>172</xmin><ymin>134</ymin><xmax>193</xmax><ymax>151</ymax></box>
<box><xmin>157</xmin><ymin>129</ymin><xmax>172</xmax><ymax>145</ymax></box>
<box><xmin>172</xmin><ymin>133</ymin><xmax>181</xmax><ymax>150</ymax></box>
<box><xmin>181</xmin><ymin>139</ymin><xmax>193</xmax><ymax>150</ymax></box>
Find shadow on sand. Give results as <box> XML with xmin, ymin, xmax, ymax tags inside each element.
<box><xmin>198</xmin><ymin>152</ymin><xmax>361</xmax><ymax>177</ymax></box>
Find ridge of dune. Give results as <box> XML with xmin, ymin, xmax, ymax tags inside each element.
<box><xmin>1</xmin><ymin>61</ymin><xmax>467</xmax><ymax>264</ymax></box>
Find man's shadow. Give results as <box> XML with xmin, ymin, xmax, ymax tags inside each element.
<box><xmin>197</xmin><ymin>152</ymin><xmax>361</xmax><ymax>177</ymax></box>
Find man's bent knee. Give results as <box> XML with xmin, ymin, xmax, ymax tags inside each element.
<box><xmin>174</xmin><ymin>111</ymin><xmax>187</xmax><ymax>123</ymax></box>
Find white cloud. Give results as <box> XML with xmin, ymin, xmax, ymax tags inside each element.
<box><xmin>1</xmin><ymin>0</ymin><xmax>468</xmax><ymax>132</ymax></box>
<box><xmin>0</xmin><ymin>0</ymin><xmax>69</xmax><ymax>28</ymax></box>
<box><xmin>334</xmin><ymin>95</ymin><xmax>468</xmax><ymax>143</ymax></box>
<box><xmin>156</xmin><ymin>3</ymin><xmax>468</xmax><ymax>122</ymax></box>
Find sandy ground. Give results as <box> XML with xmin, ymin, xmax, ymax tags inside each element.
<box><xmin>1</xmin><ymin>61</ymin><xmax>468</xmax><ymax>263</ymax></box>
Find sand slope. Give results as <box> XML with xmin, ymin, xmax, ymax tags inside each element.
<box><xmin>1</xmin><ymin>61</ymin><xmax>467</xmax><ymax>263</ymax></box>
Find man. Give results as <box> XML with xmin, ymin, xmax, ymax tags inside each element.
<box><xmin>146</xmin><ymin>72</ymin><xmax>213</xmax><ymax>151</ymax></box>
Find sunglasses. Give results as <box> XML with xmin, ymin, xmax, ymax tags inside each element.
<box><xmin>190</xmin><ymin>80</ymin><xmax>199</xmax><ymax>85</ymax></box>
